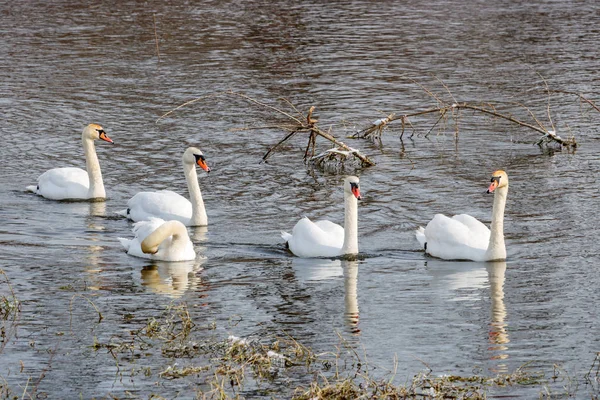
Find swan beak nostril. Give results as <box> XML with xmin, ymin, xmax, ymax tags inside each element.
<box><xmin>100</xmin><ymin>133</ymin><xmax>113</xmax><ymax>143</ymax></box>
<box><xmin>197</xmin><ymin>160</ymin><xmax>210</xmax><ymax>172</ymax></box>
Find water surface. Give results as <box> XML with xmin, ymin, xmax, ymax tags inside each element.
<box><xmin>1</xmin><ymin>0</ymin><xmax>599</xmax><ymax>398</ymax></box>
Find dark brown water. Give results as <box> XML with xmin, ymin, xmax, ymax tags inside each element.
<box><xmin>1</xmin><ymin>0</ymin><xmax>599</xmax><ymax>398</ymax></box>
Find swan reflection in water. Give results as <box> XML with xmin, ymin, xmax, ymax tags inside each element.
<box><xmin>84</xmin><ymin>201</ymin><xmax>108</xmax><ymax>289</ymax></box>
<box><xmin>343</xmin><ymin>260</ymin><xmax>360</xmax><ymax>334</ymax></box>
<box><xmin>425</xmin><ymin>260</ymin><xmax>509</xmax><ymax>372</ymax></box>
<box><xmin>290</xmin><ymin>258</ymin><xmax>360</xmax><ymax>335</ymax></box>
<box><xmin>141</xmin><ymin>259</ymin><xmax>205</xmax><ymax>298</ymax></box>
<box><xmin>486</xmin><ymin>261</ymin><xmax>508</xmax><ymax>373</ymax></box>
<box><xmin>141</xmin><ymin>226</ymin><xmax>208</xmax><ymax>298</ymax></box>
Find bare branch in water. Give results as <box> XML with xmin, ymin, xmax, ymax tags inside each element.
<box><xmin>354</xmin><ymin>85</ymin><xmax>579</xmax><ymax>150</ymax></box>
<box><xmin>157</xmin><ymin>91</ymin><xmax>376</xmax><ymax>168</ymax></box>
<box><xmin>550</xmin><ymin>90</ymin><xmax>600</xmax><ymax>113</ymax></box>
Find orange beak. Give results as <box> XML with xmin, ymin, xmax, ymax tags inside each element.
<box><xmin>99</xmin><ymin>131</ymin><xmax>113</xmax><ymax>144</ymax></box>
<box><xmin>351</xmin><ymin>186</ymin><xmax>361</xmax><ymax>200</ymax></box>
<box><xmin>487</xmin><ymin>180</ymin><xmax>498</xmax><ymax>194</ymax></box>
<box><xmin>197</xmin><ymin>158</ymin><xmax>210</xmax><ymax>172</ymax></box>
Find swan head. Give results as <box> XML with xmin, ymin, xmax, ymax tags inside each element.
<box><xmin>487</xmin><ymin>170</ymin><xmax>508</xmax><ymax>193</ymax></box>
<box><xmin>83</xmin><ymin>124</ymin><xmax>113</xmax><ymax>143</ymax></box>
<box><xmin>344</xmin><ymin>176</ymin><xmax>361</xmax><ymax>200</ymax></box>
<box><xmin>141</xmin><ymin>241</ymin><xmax>159</xmax><ymax>255</ymax></box>
<box><xmin>183</xmin><ymin>147</ymin><xmax>210</xmax><ymax>172</ymax></box>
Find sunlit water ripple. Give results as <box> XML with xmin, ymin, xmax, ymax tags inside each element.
<box><xmin>1</xmin><ymin>0</ymin><xmax>599</xmax><ymax>398</ymax></box>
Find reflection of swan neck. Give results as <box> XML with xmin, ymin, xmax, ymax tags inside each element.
<box><xmin>83</xmin><ymin>133</ymin><xmax>105</xmax><ymax>199</ymax></box>
<box><xmin>488</xmin><ymin>263</ymin><xmax>507</xmax><ymax>324</ymax></box>
<box><xmin>341</xmin><ymin>193</ymin><xmax>358</xmax><ymax>255</ymax></box>
<box><xmin>190</xmin><ymin>225</ymin><xmax>208</xmax><ymax>242</ymax></box>
<box><xmin>486</xmin><ymin>185</ymin><xmax>507</xmax><ymax>260</ymax></box>
<box><xmin>183</xmin><ymin>160</ymin><xmax>207</xmax><ymax>226</ymax></box>
<box><xmin>487</xmin><ymin>262</ymin><xmax>509</xmax><ymax>347</ymax></box>
<box><xmin>343</xmin><ymin>262</ymin><xmax>359</xmax><ymax>333</ymax></box>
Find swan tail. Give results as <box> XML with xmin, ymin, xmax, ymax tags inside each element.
<box><xmin>26</xmin><ymin>185</ymin><xmax>38</xmax><ymax>193</ymax></box>
<box><xmin>415</xmin><ymin>226</ymin><xmax>427</xmax><ymax>250</ymax></box>
<box><xmin>118</xmin><ymin>237</ymin><xmax>132</xmax><ymax>252</ymax></box>
<box><xmin>281</xmin><ymin>231</ymin><xmax>292</xmax><ymax>243</ymax></box>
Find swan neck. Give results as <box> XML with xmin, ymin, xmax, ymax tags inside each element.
<box><xmin>183</xmin><ymin>161</ymin><xmax>207</xmax><ymax>226</ymax></box>
<box><xmin>83</xmin><ymin>134</ymin><xmax>105</xmax><ymax>199</ymax></box>
<box><xmin>341</xmin><ymin>193</ymin><xmax>359</xmax><ymax>255</ymax></box>
<box><xmin>141</xmin><ymin>221</ymin><xmax>188</xmax><ymax>254</ymax></box>
<box><xmin>486</xmin><ymin>185</ymin><xmax>508</xmax><ymax>260</ymax></box>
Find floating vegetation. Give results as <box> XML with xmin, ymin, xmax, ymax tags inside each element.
<box><xmin>2</xmin><ymin>293</ymin><xmax>596</xmax><ymax>399</ymax></box>
<box><xmin>79</xmin><ymin>302</ymin><xmax>600</xmax><ymax>399</ymax></box>
<box><xmin>159</xmin><ymin>364</ymin><xmax>210</xmax><ymax>379</ymax></box>
<box><xmin>0</xmin><ymin>270</ymin><xmax>20</xmax><ymax>322</ymax></box>
<box><xmin>0</xmin><ymin>269</ymin><xmax>20</xmax><ymax>358</ymax></box>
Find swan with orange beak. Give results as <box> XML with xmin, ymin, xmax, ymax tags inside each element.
<box><xmin>117</xmin><ymin>147</ymin><xmax>211</xmax><ymax>226</ymax></box>
<box><xmin>282</xmin><ymin>176</ymin><xmax>362</xmax><ymax>258</ymax></box>
<box><xmin>26</xmin><ymin>123</ymin><xmax>114</xmax><ymax>200</ymax></box>
<box><xmin>415</xmin><ymin>170</ymin><xmax>509</xmax><ymax>262</ymax></box>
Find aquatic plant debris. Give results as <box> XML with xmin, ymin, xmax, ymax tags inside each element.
<box><xmin>64</xmin><ymin>301</ymin><xmax>597</xmax><ymax>399</ymax></box>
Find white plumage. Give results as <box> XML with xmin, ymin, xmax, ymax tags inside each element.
<box><xmin>27</xmin><ymin>124</ymin><xmax>113</xmax><ymax>200</ymax></box>
<box><xmin>118</xmin><ymin>217</ymin><xmax>196</xmax><ymax>262</ymax></box>
<box><xmin>415</xmin><ymin>170</ymin><xmax>509</xmax><ymax>262</ymax></box>
<box><xmin>282</xmin><ymin>176</ymin><xmax>362</xmax><ymax>258</ymax></box>
<box><xmin>117</xmin><ymin>147</ymin><xmax>210</xmax><ymax>226</ymax></box>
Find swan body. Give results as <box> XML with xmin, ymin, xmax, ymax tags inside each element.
<box><xmin>415</xmin><ymin>170</ymin><xmax>509</xmax><ymax>262</ymax></box>
<box><xmin>282</xmin><ymin>176</ymin><xmax>361</xmax><ymax>258</ymax></box>
<box><xmin>26</xmin><ymin>124</ymin><xmax>113</xmax><ymax>200</ymax></box>
<box><xmin>118</xmin><ymin>217</ymin><xmax>196</xmax><ymax>262</ymax></box>
<box><xmin>117</xmin><ymin>147</ymin><xmax>210</xmax><ymax>226</ymax></box>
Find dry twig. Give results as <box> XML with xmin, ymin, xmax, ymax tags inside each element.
<box><xmin>157</xmin><ymin>90</ymin><xmax>376</xmax><ymax>167</ymax></box>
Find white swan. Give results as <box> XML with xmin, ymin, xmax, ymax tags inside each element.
<box><xmin>117</xmin><ymin>147</ymin><xmax>210</xmax><ymax>226</ymax></box>
<box><xmin>26</xmin><ymin>124</ymin><xmax>113</xmax><ymax>200</ymax></box>
<box><xmin>118</xmin><ymin>217</ymin><xmax>196</xmax><ymax>262</ymax></box>
<box><xmin>282</xmin><ymin>176</ymin><xmax>361</xmax><ymax>258</ymax></box>
<box><xmin>415</xmin><ymin>170</ymin><xmax>509</xmax><ymax>262</ymax></box>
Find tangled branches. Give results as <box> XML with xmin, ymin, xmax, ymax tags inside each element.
<box><xmin>157</xmin><ymin>82</ymin><xmax>599</xmax><ymax>172</ymax></box>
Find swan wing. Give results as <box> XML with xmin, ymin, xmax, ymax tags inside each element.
<box><xmin>132</xmin><ymin>217</ymin><xmax>166</xmax><ymax>242</ymax></box>
<box><xmin>35</xmin><ymin>167</ymin><xmax>90</xmax><ymax>200</ymax></box>
<box><xmin>423</xmin><ymin>214</ymin><xmax>488</xmax><ymax>261</ymax></box>
<box><xmin>314</xmin><ymin>219</ymin><xmax>345</xmax><ymax>237</ymax></box>
<box><xmin>451</xmin><ymin>214</ymin><xmax>490</xmax><ymax>244</ymax></box>
<box><xmin>118</xmin><ymin>218</ymin><xmax>158</xmax><ymax>257</ymax></box>
<box><xmin>286</xmin><ymin>217</ymin><xmax>343</xmax><ymax>258</ymax></box>
<box><xmin>126</xmin><ymin>190</ymin><xmax>192</xmax><ymax>224</ymax></box>
<box><xmin>118</xmin><ymin>218</ymin><xmax>165</xmax><ymax>259</ymax></box>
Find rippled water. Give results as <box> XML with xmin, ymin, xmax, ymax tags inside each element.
<box><xmin>2</xmin><ymin>0</ymin><xmax>599</xmax><ymax>398</ymax></box>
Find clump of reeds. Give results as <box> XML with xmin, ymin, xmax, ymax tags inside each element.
<box><xmin>0</xmin><ymin>269</ymin><xmax>20</xmax><ymax>322</ymax></box>
<box><xmin>86</xmin><ymin>301</ymin><xmax>596</xmax><ymax>399</ymax></box>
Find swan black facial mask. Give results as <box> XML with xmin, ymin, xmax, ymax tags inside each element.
<box><xmin>350</xmin><ymin>182</ymin><xmax>361</xmax><ymax>200</ymax></box>
<box><xmin>487</xmin><ymin>176</ymin><xmax>501</xmax><ymax>193</ymax></box>
<box><xmin>193</xmin><ymin>154</ymin><xmax>210</xmax><ymax>172</ymax></box>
